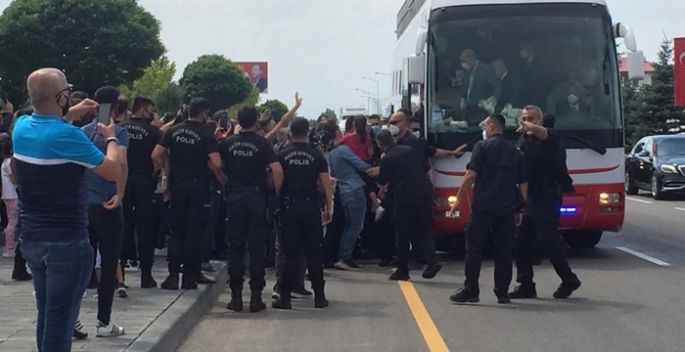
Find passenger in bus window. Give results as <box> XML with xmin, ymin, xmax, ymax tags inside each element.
<box><xmin>518</xmin><ymin>42</ymin><xmax>550</xmax><ymax>110</ymax></box>
<box><xmin>459</xmin><ymin>49</ymin><xmax>501</xmax><ymax>127</ymax></box>
<box><xmin>491</xmin><ymin>59</ymin><xmax>522</xmax><ymax>111</ymax></box>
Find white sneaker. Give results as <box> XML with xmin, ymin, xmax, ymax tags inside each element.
<box><xmin>2</xmin><ymin>248</ymin><xmax>14</xmax><ymax>258</ymax></box>
<box><xmin>96</xmin><ymin>321</ymin><xmax>125</xmax><ymax>337</ymax></box>
<box><xmin>374</xmin><ymin>206</ymin><xmax>386</xmax><ymax>222</ymax></box>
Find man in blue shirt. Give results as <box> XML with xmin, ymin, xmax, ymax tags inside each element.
<box><xmin>80</xmin><ymin>86</ymin><xmax>130</xmax><ymax>337</ymax></box>
<box><xmin>13</xmin><ymin>68</ymin><xmax>122</xmax><ymax>352</ymax></box>
<box><xmin>327</xmin><ymin>124</ymin><xmax>371</xmax><ymax>271</ymax></box>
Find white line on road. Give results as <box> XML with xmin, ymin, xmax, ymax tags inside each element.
<box><xmin>626</xmin><ymin>197</ymin><xmax>652</xmax><ymax>204</ymax></box>
<box><xmin>616</xmin><ymin>247</ymin><xmax>671</xmax><ymax>267</ymax></box>
<box><xmin>674</xmin><ymin>207</ymin><xmax>685</xmax><ymax>212</ymax></box>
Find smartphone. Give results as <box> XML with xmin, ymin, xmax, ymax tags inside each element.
<box><xmin>97</xmin><ymin>103</ymin><xmax>112</xmax><ymax>125</ymax></box>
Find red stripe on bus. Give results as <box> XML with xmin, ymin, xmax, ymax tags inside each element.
<box><xmin>434</xmin><ymin>165</ymin><xmax>620</xmax><ymax>177</ymax></box>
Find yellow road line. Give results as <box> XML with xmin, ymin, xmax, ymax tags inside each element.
<box><xmin>398</xmin><ymin>281</ymin><xmax>451</xmax><ymax>352</ymax></box>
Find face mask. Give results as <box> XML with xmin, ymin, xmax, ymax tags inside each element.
<box><xmin>482</xmin><ymin>130</ymin><xmax>488</xmax><ymax>140</ymax></box>
<box><xmin>383</xmin><ymin>124</ymin><xmax>400</xmax><ymax>136</ymax></box>
<box><xmin>567</xmin><ymin>94</ymin><xmax>579</xmax><ymax>105</ymax></box>
<box><xmin>412</xmin><ymin>130</ymin><xmax>420</xmax><ymax>138</ymax></box>
<box><xmin>371</xmin><ymin>125</ymin><xmax>381</xmax><ymax>134</ymax></box>
<box><xmin>520</xmin><ymin>50</ymin><xmax>530</xmax><ymax>59</ymax></box>
<box><xmin>58</xmin><ymin>94</ymin><xmax>69</xmax><ymax>117</ymax></box>
<box><xmin>461</xmin><ymin>63</ymin><xmax>471</xmax><ymax>71</ymax></box>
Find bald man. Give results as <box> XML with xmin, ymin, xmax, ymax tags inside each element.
<box><xmin>13</xmin><ymin>68</ymin><xmax>123</xmax><ymax>352</ymax></box>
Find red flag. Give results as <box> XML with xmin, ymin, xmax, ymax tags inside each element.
<box><xmin>674</xmin><ymin>38</ymin><xmax>685</xmax><ymax>107</ymax></box>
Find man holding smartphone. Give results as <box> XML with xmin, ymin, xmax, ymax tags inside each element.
<box><xmin>80</xmin><ymin>86</ymin><xmax>130</xmax><ymax>336</ymax></box>
<box><xmin>14</xmin><ymin>68</ymin><xmax>122</xmax><ymax>351</ymax></box>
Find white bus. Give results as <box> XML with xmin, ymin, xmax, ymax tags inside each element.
<box><xmin>392</xmin><ymin>0</ymin><xmax>645</xmax><ymax>248</ymax></box>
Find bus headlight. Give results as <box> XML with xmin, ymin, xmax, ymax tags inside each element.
<box><xmin>660</xmin><ymin>165</ymin><xmax>678</xmax><ymax>173</ymax></box>
<box><xmin>599</xmin><ymin>193</ymin><xmax>621</xmax><ymax>204</ymax></box>
<box><xmin>448</xmin><ymin>196</ymin><xmax>458</xmax><ymax>206</ymax></box>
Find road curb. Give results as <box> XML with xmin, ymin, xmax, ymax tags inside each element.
<box><xmin>124</xmin><ymin>262</ymin><xmax>227</xmax><ymax>352</ymax></box>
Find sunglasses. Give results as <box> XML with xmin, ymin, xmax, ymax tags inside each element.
<box><xmin>54</xmin><ymin>84</ymin><xmax>74</xmax><ymax>99</ymax></box>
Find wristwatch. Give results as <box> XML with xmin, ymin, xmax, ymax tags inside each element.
<box><xmin>106</xmin><ymin>137</ymin><xmax>119</xmax><ymax>145</ymax></box>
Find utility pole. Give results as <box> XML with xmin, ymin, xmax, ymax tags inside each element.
<box><xmin>362</xmin><ymin>77</ymin><xmax>380</xmax><ymax>115</ymax></box>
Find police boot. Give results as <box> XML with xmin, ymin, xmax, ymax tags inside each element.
<box><xmin>160</xmin><ymin>275</ymin><xmax>179</xmax><ymax>290</ymax></box>
<box><xmin>250</xmin><ymin>290</ymin><xmax>267</xmax><ymax>313</ymax></box>
<box><xmin>181</xmin><ymin>274</ymin><xmax>198</xmax><ymax>290</ymax></box>
<box><xmin>314</xmin><ymin>285</ymin><xmax>329</xmax><ymax>309</ymax></box>
<box><xmin>226</xmin><ymin>289</ymin><xmax>244</xmax><ymax>312</ymax></box>
<box><xmin>141</xmin><ymin>268</ymin><xmax>157</xmax><ymax>289</ymax></box>
<box><xmin>271</xmin><ymin>288</ymin><xmax>292</xmax><ymax>310</ymax></box>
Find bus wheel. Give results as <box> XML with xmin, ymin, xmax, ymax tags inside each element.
<box><xmin>563</xmin><ymin>231</ymin><xmax>603</xmax><ymax>248</ymax></box>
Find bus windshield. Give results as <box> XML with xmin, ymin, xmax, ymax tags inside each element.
<box><xmin>426</xmin><ymin>3</ymin><xmax>621</xmax><ymax>145</ymax></box>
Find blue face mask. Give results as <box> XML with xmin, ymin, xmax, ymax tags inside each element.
<box><xmin>371</xmin><ymin>125</ymin><xmax>382</xmax><ymax>134</ymax></box>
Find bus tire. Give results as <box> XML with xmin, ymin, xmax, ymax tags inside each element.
<box><xmin>563</xmin><ymin>231</ymin><xmax>603</xmax><ymax>248</ymax></box>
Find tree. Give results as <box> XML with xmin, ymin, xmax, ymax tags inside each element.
<box><xmin>180</xmin><ymin>55</ymin><xmax>253</xmax><ymax>112</ymax></box>
<box><xmin>259</xmin><ymin>100</ymin><xmax>289</xmax><ymax>121</ymax></box>
<box><xmin>322</xmin><ymin>108</ymin><xmax>338</xmax><ymax>122</ymax></box>
<box><xmin>624</xmin><ymin>40</ymin><xmax>685</xmax><ymax>149</ymax></box>
<box><xmin>120</xmin><ymin>56</ymin><xmax>176</xmax><ymax>103</ymax></box>
<box><xmin>155</xmin><ymin>83</ymin><xmax>185</xmax><ymax>115</ymax></box>
<box><xmin>227</xmin><ymin>88</ymin><xmax>261</xmax><ymax>120</ymax></box>
<box><xmin>0</xmin><ymin>0</ymin><xmax>165</xmax><ymax>104</ymax></box>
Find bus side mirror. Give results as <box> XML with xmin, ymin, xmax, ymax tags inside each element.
<box><xmin>627</xmin><ymin>51</ymin><xmax>646</xmax><ymax>81</ymax></box>
<box><xmin>407</xmin><ymin>55</ymin><xmax>425</xmax><ymax>85</ymax></box>
<box><xmin>415</xmin><ymin>28</ymin><xmax>428</xmax><ymax>56</ymax></box>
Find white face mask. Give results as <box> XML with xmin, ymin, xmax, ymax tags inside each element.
<box><xmin>461</xmin><ymin>62</ymin><xmax>471</xmax><ymax>71</ymax></box>
<box><xmin>567</xmin><ymin>94</ymin><xmax>579</xmax><ymax>105</ymax></box>
<box><xmin>482</xmin><ymin>130</ymin><xmax>488</xmax><ymax>140</ymax></box>
<box><xmin>383</xmin><ymin>124</ymin><xmax>400</xmax><ymax>137</ymax></box>
<box><xmin>412</xmin><ymin>130</ymin><xmax>420</xmax><ymax>138</ymax></box>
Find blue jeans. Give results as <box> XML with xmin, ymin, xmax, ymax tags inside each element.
<box><xmin>338</xmin><ymin>188</ymin><xmax>367</xmax><ymax>261</ymax></box>
<box><xmin>22</xmin><ymin>237</ymin><xmax>93</xmax><ymax>352</ymax></box>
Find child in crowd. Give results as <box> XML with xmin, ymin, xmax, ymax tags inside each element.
<box><xmin>337</xmin><ymin>116</ymin><xmax>385</xmax><ymax>221</ymax></box>
<box><xmin>2</xmin><ymin>139</ymin><xmax>18</xmax><ymax>258</ymax></box>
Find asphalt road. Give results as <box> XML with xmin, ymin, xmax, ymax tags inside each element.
<box><xmin>177</xmin><ymin>193</ymin><xmax>685</xmax><ymax>352</ymax></box>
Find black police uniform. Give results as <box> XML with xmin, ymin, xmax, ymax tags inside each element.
<box><xmin>220</xmin><ymin>131</ymin><xmax>278</xmax><ymax>307</ymax></box>
<box><xmin>515</xmin><ymin>129</ymin><xmax>580</xmax><ymax>294</ymax></box>
<box><xmin>158</xmin><ymin>120</ymin><xmax>218</xmax><ymax>286</ymax></box>
<box><xmin>461</xmin><ymin>134</ymin><xmax>526</xmax><ymax>298</ymax></box>
<box><xmin>377</xmin><ymin>144</ymin><xmax>439</xmax><ymax>278</ymax></box>
<box><xmin>119</xmin><ymin>117</ymin><xmax>161</xmax><ymax>279</ymax></box>
<box><xmin>274</xmin><ymin>142</ymin><xmax>329</xmax><ymax>308</ymax></box>
<box><xmin>395</xmin><ymin>132</ymin><xmax>438</xmax><ymax>264</ymax></box>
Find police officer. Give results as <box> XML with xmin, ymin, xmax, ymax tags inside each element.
<box><xmin>120</xmin><ymin>96</ymin><xmax>161</xmax><ymax>288</ymax></box>
<box><xmin>375</xmin><ymin>129</ymin><xmax>442</xmax><ymax>281</ymax></box>
<box><xmin>510</xmin><ymin>105</ymin><xmax>581</xmax><ymax>299</ymax></box>
<box><xmin>221</xmin><ymin>106</ymin><xmax>284</xmax><ymax>313</ymax></box>
<box><xmin>448</xmin><ymin>114</ymin><xmax>528</xmax><ymax>304</ymax></box>
<box><xmin>152</xmin><ymin>97</ymin><xmax>224</xmax><ymax>290</ymax></box>
<box><xmin>271</xmin><ymin>117</ymin><xmax>332</xmax><ymax>310</ymax></box>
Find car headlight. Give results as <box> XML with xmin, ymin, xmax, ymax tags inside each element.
<box><xmin>599</xmin><ymin>192</ymin><xmax>621</xmax><ymax>204</ymax></box>
<box><xmin>660</xmin><ymin>165</ymin><xmax>678</xmax><ymax>173</ymax></box>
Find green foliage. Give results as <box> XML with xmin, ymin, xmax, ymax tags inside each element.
<box><xmin>155</xmin><ymin>83</ymin><xmax>185</xmax><ymax>115</ymax></box>
<box><xmin>259</xmin><ymin>100</ymin><xmax>289</xmax><ymax>120</ymax></box>
<box><xmin>120</xmin><ymin>56</ymin><xmax>176</xmax><ymax>102</ymax></box>
<box><xmin>0</xmin><ymin>0</ymin><xmax>165</xmax><ymax>104</ymax></box>
<box><xmin>180</xmin><ymin>54</ymin><xmax>253</xmax><ymax>112</ymax></box>
<box><xmin>227</xmin><ymin>88</ymin><xmax>261</xmax><ymax>120</ymax></box>
<box><xmin>624</xmin><ymin>40</ymin><xmax>685</xmax><ymax>150</ymax></box>
<box><xmin>323</xmin><ymin>108</ymin><xmax>338</xmax><ymax>122</ymax></box>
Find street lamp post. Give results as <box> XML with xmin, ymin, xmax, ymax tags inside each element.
<box><xmin>362</xmin><ymin>76</ymin><xmax>381</xmax><ymax>115</ymax></box>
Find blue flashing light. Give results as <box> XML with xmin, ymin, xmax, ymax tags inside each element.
<box><xmin>560</xmin><ymin>206</ymin><xmax>578</xmax><ymax>215</ymax></box>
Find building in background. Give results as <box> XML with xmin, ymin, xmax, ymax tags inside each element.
<box><xmin>236</xmin><ymin>62</ymin><xmax>269</xmax><ymax>94</ymax></box>
<box><xmin>619</xmin><ymin>57</ymin><xmax>655</xmax><ymax>87</ymax></box>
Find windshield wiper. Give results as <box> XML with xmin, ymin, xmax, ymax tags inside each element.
<box><xmin>561</xmin><ymin>135</ymin><xmax>607</xmax><ymax>155</ymax></box>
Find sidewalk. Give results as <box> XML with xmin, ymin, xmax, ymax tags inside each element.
<box><xmin>0</xmin><ymin>256</ymin><xmax>226</xmax><ymax>352</ymax></box>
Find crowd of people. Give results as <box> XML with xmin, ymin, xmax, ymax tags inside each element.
<box><xmin>0</xmin><ymin>66</ymin><xmax>583</xmax><ymax>352</ymax></box>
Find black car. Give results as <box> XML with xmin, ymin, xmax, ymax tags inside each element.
<box><xmin>625</xmin><ymin>135</ymin><xmax>685</xmax><ymax>199</ymax></box>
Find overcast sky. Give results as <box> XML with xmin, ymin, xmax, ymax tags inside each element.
<box><xmin>0</xmin><ymin>0</ymin><xmax>682</xmax><ymax>118</ymax></box>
